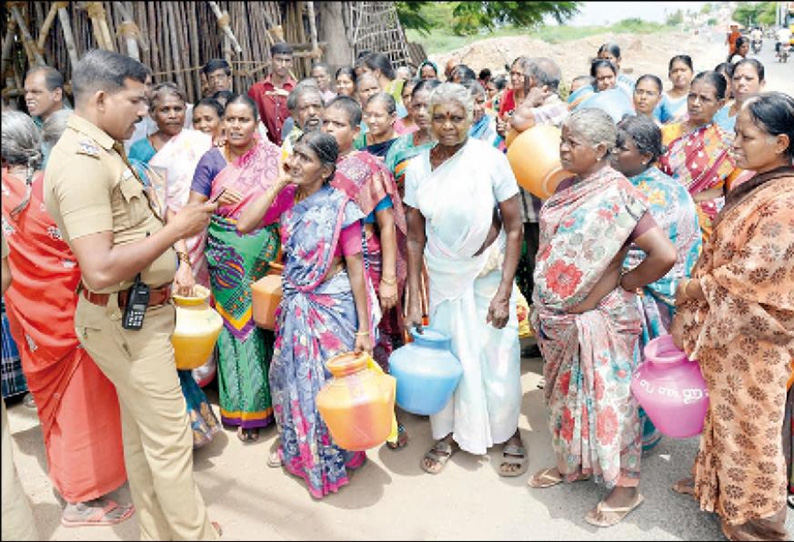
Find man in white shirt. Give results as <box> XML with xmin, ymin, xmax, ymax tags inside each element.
<box><xmin>776</xmin><ymin>26</ymin><xmax>792</xmax><ymax>57</ymax></box>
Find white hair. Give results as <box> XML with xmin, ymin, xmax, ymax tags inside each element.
<box><xmin>563</xmin><ymin>108</ymin><xmax>617</xmax><ymax>151</ymax></box>
<box><xmin>1</xmin><ymin>111</ymin><xmax>42</xmax><ymax>168</ymax></box>
<box><xmin>429</xmin><ymin>82</ymin><xmax>474</xmax><ymax>124</ymax></box>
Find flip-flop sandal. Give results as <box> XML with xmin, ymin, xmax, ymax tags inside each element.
<box><xmin>528</xmin><ymin>466</ymin><xmax>564</xmax><ymax>488</ymax></box>
<box><xmin>584</xmin><ymin>494</ymin><xmax>645</xmax><ymax>528</ymax></box>
<box><xmin>421</xmin><ymin>439</ymin><xmax>455</xmax><ymax>475</ymax></box>
<box><xmin>499</xmin><ymin>443</ymin><xmax>528</xmax><ymax>477</ymax></box>
<box><xmin>61</xmin><ymin>500</ymin><xmax>135</xmax><ymax>528</ymax></box>
<box><xmin>528</xmin><ymin>466</ymin><xmax>591</xmax><ymax>488</ymax></box>
<box><xmin>237</xmin><ymin>427</ymin><xmax>260</xmax><ymax>443</ymax></box>
<box><xmin>788</xmin><ymin>494</ymin><xmax>794</xmax><ymax>509</ymax></box>
<box><xmin>386</xmin><ymin>423</ymin><xmax>409</xmax><ymax>451</ymax></box>
<box><xmin>267</xmin><ymin>448</ymin><xmax>283</xmax><ymax>468</ymax></box>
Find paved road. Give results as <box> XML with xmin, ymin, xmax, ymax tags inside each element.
<box><xmin>746</xmin><ymin>37</ymin><xmax>794</xmax><ymax>96</ymax></box>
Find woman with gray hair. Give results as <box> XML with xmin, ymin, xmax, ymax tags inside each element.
<box><xmin>1</xmin><ymin>111</ymin><xmax>132</xmax><ymax>526</ymax></box>
<box><xmin>403</xmin><ymin>83</ymin><xmax>527</xmax><ymax>477</ymax></box>
<box><xmin>528</xmin><ymin>107</ymin><xmax>677</xmax><ymax>527</ymax></box>
<box><xmin>41</xmin><ymin>108</ymin><xmax>73</xmax><ymax>167</ymax></box>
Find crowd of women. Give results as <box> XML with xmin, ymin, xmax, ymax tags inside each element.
<box><xmin>1</xmin><ymin>37</ymin><xmax>792</xmax><ymax>541</ymax></box>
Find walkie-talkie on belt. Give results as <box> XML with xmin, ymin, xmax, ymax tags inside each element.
<box><xmin>122</xmin><ymin>273</ymin><xmax>149</xmax><ymax>330</ymax></box>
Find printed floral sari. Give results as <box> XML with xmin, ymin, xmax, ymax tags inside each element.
<box><xmin>659</xmin><ymin>122</ymin><xmax>737</xmax><ymax>240</ymax></box>
<box><xmin>676</xmin><ymin>167</ymin><xmax>794</xmax><ymax>539</ymax></box>
<box><xmin>269</xmin><ymin>183</ymin><xmax>374</xmax><ymax>499</ymax></box>
<box><xmin>624</xmin><ymin>166</ymin><xmax>701</xmax><ymax>450</ymax></box>
<box><xmin>532</xmin><ymin>165</ymin><xmax>647</xmax><ymax>488</ymax></box>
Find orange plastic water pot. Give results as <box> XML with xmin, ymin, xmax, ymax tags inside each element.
<box><xmin>171</xmin><ymin>285</ymin><xmax>223</xmax><ymax>370</ymax></box>
<box><xmin>251</xmin><ymin>263</ymin><xmax>284</xmax><ymax>330</ymax></box>
<box><xmin>506</xmin><ymin>124</ymin><xmax>571</xmax><ymax>199</ymax></box>
<box><xmin>316</xmin><ymin>351</ymin><xmax>396</xmax><ymax>451</ymax></box>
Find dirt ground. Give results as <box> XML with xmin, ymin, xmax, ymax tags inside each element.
<box><xmin>429</xmin><ymin>31</ymin><xmax>727</xmax><ymax>92</ymax></box>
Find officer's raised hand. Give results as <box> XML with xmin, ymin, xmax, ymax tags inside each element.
<box><xmin>170</xmin><ymin>202</ymin><xmax>217</xmax><ymax>240</ymax></box>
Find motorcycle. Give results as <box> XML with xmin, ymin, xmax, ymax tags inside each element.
<box><xmin>751</xmin><ymin>38</ymin><xmax>762</xmax><ymax>54</ymax></box>
<box><xmin>777</xmin><ymin>42</ymin><xmax>790</xmax><ymax>63</ymax></box>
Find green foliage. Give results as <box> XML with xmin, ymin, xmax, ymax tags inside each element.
<box><xmin>451</xmin><ymin>1</ymin><xmax>581</xmax><ymax>35</ymax></box>
<box><xmin>396</xmin><ymin>1</ymin><xmax>581</xmax><ymax>37</ymax></box>
<box><xmin>665</xmin><ymin>9</ymin><xmax>684</xmax><ymax>26</ymax></box>
<box><xmin>700</xmin><ymin>3</ymin><xmax>714</xmax><ymax>15</ymax></box>
<box><xmin>732</xmin><ymin>2</ymin><xmax>776</xmax><ymax>27</ymax></box>
<box><xmin>395</xmin><ymin>2</ymin><xmax>435</xmax><ymax>35</ymax></box>
<box><xmin>707</xmin><ymin>17</ymin><xmax>718</xmax><ymax>26</ymax></box>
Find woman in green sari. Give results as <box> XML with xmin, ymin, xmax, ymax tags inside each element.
<box><xmin>188</xmin><ymin>95</ymin><xmax>280</xmax><ymax>442</ymax></box>
<box><xmin>385</xmin><ymin>79</ymin><xmax>440</xmax><ymax>196</ymax></box>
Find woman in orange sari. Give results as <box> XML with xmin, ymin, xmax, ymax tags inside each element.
<box><xmin>671</xmin><ymin>92</ymin><xmax>794</xmax><ymax>541</ymax></box>
<box><xmin>1</xmin><ymin>111</ymin><xmax>130</xmax><ymax>526</ymax></box>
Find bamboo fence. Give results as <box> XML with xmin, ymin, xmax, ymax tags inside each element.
<box><xmin>1</xmin><ymin>2</ymin><xmax>422</xmax><ymax>104</ymax></box>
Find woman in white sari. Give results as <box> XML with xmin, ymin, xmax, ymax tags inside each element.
<box><xmin>403</xmin><ymin>83</ymin><xmax>526</xmax><ymax>477</ymax></box>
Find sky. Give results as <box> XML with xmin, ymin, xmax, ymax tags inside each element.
<box><xmin>563</xmin><ymin>1</ymin><xmax>710</xmax><ymax>26</ymax></box>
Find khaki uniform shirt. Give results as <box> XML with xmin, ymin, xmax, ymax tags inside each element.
<box><xmin>44</xmin><ymin>115</ymin><xmax>176</xmax><ymax>294</ymax></box>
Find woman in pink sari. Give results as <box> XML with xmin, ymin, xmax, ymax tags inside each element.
<box><xmin>324</xmin><ymin>95</ymin><xmax>409</xmax><ymax>448</ymax></box>
<box><xmin>528</xmin><ymin>108</ymin><xmax>677</xmax><ymax>527</ymax></box>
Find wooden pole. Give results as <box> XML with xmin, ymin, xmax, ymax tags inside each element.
<box><xmin>9</xmin><ymin>4</ymin><xmax>47</xmax><ymax>67</ymax></box>
<box><xmin>36</xmin><ymin>2</ymin><xmax>61</xmax><ymax>53</ymax></box>
<box><xmin>57</xmin><ymin>3</ymin><xmax>79</xmax><ymax>68</ymax></box>
<box><xmin>113</xmin><ymin>1</ymin><xmax>139</xmax><ymax>60</ymax></box>
<box><xmin>307</xmin><ymin>1</ymin><xmax>319</xmax><ymax>58</ymax></box>
<box><xmin>1</xmin><ymin>18</ymin><xmax>17</xmax><ymax>78</ymax></box>
<box><xmin>84</xmin><ymin>2</ymin><xmax>108</xmax><ymax>49</ymax></box>
<box><xmin>208</xmin><ymin>1</ymin><xmax>242</xmax><ymax>55</ymax></box>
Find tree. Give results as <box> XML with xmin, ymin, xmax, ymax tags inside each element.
<box><xmin>732</xmin><ymin>2</ymin><xmax>776</xmax><ymax>27</ymax></box>
<box><xmin>666</xmin><ymin>9</ymin><xmax>684</xmax><ymax>26</ymax></box>
<box><xmin>700</xmin><ymin>3</ymin><xmax>714</xmax><ymax>15</ymax></box>
<box><xmin>397</xmin><ymin>1</ymin><xmax>581</xmax><ymax>37</ymax></box>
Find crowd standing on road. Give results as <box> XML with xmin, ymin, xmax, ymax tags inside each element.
<box><xmin>1</xmin><ymin>29</ymin><xmax>793</xmax><ymax>541</ymax></box>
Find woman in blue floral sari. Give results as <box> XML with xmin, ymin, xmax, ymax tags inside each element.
<box><xmin>613</xmin><ymin>115</ymin><xmax>701</xmax><ymax>451</ymax></box>
<box><xmin>238</xmin><ymin>131</ymin><xmax>378</xmax><ymax>499</ymax></box>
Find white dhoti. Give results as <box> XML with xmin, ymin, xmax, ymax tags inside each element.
<box><xmin>404</xmin><ymin>138</ymin><xmax>522</xmax><ymax>456</ymax></box>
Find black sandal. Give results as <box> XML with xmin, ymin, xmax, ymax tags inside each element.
<box><xmin>237</xmin><ymin>427</ymin><xmax>260</xmax><ymax>443</ymax></box>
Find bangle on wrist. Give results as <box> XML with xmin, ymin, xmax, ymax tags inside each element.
<box><xmin>176</xmin><ymin>251</ymin><xmax>191</xmax><ymax>265</ymax></box>
<box><xmin>355</xmin><ymin>330</ymin><xmax>370</xmax><ymax>336</ymax></box>
<box><xmin>380</xmin><ymin>275</ymin><xmax>397</xmax><ymax>286</ymax></box>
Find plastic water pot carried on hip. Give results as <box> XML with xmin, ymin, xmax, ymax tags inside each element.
<box><xmin>251</xmin><ymin>263</ymin><xmax>283</xmax><ymax>330</ymax></box>
<box><xmin>630</xmin><ymin>335</ymin><xmax>709</xmax><ymax>439</ymax></box>
<box><xmin>389</xmin><ymin>328</ymin><xmax>463</xmax><ymax>416</ymax></box>
<box><xmin>316</xmin><ymin>351</ymin><xmax>396</xmax><ymax>451</ymax></box>
<box><xmin>171</xmin><ymin>285</ymin><xmax>223</xmax><ymax>370</ymax></box>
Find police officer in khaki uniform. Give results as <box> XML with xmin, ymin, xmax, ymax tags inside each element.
<box><xmin>44</xmin><ymin>49</ymin><xmax>219</xmax><ymax>540</ymax></box>
<box><xmin>1</xmin><ymin>233</ymin><xmax>38</xmax><ymax>542</ymax></box>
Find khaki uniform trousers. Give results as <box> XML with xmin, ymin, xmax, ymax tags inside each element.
<box><xmin>1</xmin><ymin>400</ymin><xmax>38</xmax><ymax>541</ymax></box>
<box><xmin>74</xmin><ymin>295</ymin><xmax>217</xmax><ymax>541</ymax></box>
